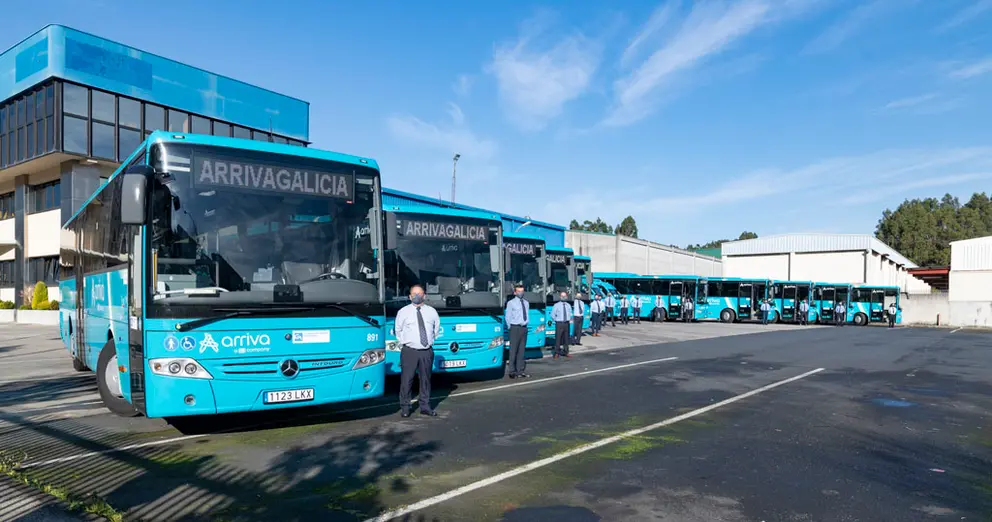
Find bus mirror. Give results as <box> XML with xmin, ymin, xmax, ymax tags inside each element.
<box><xmin>367</xmin><ymin>208</ymin><xmax>380</xmax><ymax>249</ymax></box>
<box><xmin>538</xmin><ymin>260</ymin><xmax>547</xmax><ymax>278</ymax></box>
<box><xmin>384</xmin><ymin>212</ymin><xmax>398</xmax><ymax>249</ymax></box>
<box><xmin>490</xmin><ymin>245</ymin><xmax>501</xmax><ymax>273</ymax></box>
<box><xmin>121</xmin><ymin>166</ymin><xmax>153</xmax><ymax>225</ymax></box>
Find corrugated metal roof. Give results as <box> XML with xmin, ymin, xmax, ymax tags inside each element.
<box><xmin>721</xmin><ymin>234</ymin><xmax>918</xmax><ymax>268</ymax></box>
<box><xmin>951</xmin><ymin>235</ymin><xmax>992</xmax><ymax>271</ymax></box>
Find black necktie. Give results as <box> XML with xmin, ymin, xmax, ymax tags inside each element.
<box><xmin>417</xmin><ymin>307</ymin><xmax>429</xmax><ymax>347</ymax></box>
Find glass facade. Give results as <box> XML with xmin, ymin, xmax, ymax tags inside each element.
<box><xmin>0</xmin><ymin>79</ymin><xmax>306</xmax><ymax>170</ymax></box>
<box><xmin>32</xmin><ymin>180</ymin><xmax>61</xmax><ymax>213</ymax></box>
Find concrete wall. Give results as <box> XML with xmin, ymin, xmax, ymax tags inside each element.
<box><xmin>723</xmin><ymin>249</ymin><xmax>931</xmax><ymax>293</ymax></box>
<box><xmin>566</xmin><ymin>231</ymin><xmax>722</xmax><ymax>277</ymax></box>
<box><xmin>26</xmin><ymin>210</ymin><xmax>61</xmax><ymax>257</ymax></box>
<box><xmin>901</xmin><ymin>292</ymin><xmax>992</xmax><ymax>327</ymax></box>
<box><xmin>949</xmin><ymin>271</ymin><xmax>992</xmax><ymax>302</ymax></box>
<box><xmin>0</xmin><ymin>218</ymin><xmax>13</xmax><ymax>261</ymax></box>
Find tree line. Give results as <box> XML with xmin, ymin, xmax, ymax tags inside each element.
<box><xmin>569</xmin><ymin>216</ymin><xmax>639</xmax><ymax>238</ymax></box>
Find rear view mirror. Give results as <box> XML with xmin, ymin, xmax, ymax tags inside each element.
<box><xmin>538</xmin><ymin>259</ymin><xmax>547</xmax><ymax>278</ymax></box>
<box><xmin>384</xmin><ymin>212</ymin><xmax>398</xmax><ymax>249</ymax></box>
<box><xmin>367</xmin><ymin>208</ymin><xmax>381</xmax><ymax>250</ymax></box>
<box><xmin>121</xmin><ymin>165</ymin><xmax>153</xmax><ymax>225</ymax></box>
<box><xmin>490</xmin><ymin>245</ymin><xmax>501</xmax><ymax>273</ymax></box>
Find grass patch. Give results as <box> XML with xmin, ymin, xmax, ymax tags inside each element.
<box><xmin>0</xmin><ymin>452</ymin><xmax>125</xmax><ymax>521</ymax></box>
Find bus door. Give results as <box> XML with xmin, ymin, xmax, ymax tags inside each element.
<box><xmin>669</xmin><ymin>282</ymin><xmax>683</xmax><ymax>318</ymax></box>
<box><xmin>820</xmin><ymin>288</ymin><xmax>836</xmax><ymax>320</ymax></box>
<box><xmin>781</xmin><ymin>285</ymin><xmax>797</xmax><ymax>321</ymax></box>
<box><xmin>870</xmin><ymin>289</ymin><xmax>886</xmax><ymax>322</ymax></box>
<box><xmin>737</xmin><ymin>284</ymin><xmax>752</xmax><ymax>319</ymax></box>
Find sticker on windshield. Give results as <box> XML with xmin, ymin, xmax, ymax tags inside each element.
<box><xmin>454</xmin><ymin>324</ymin><xmax>477</xmax><ymax>333</ymax></box>
<box><xmin>292</xmin><ymin>330</ymin><xmax>331</xmax><ymax>344</ymax></box>
<box><xmin>199</xmin><ymin>333</ymin><xmax>220</xmax><ymax>354</ymax></box>
<box><xmin>164</xmin><ymin>335</ymin><xmax>179</xmax><ymax>352</ymax></box>
<box><xmin>180</xmin><ymin>336</ymin><xmax>196</xmax><ymax>351</ymax></box>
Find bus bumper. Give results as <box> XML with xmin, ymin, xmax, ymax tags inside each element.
<box><xmin>385</xmin><ymin>342</ymin><xmax>503</xmax><ymax>375</ymax></box>
<box><xmin>142</xmin><ymin>364</ymin><xmax>384</xmax><ymax>418</ymax></box>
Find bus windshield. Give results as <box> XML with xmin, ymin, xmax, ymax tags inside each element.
<box><xmin>575</xmin><ymin>260</ymin><xmax>591</xmax><ymax>297</ymax></box>
<box><xmin>147</xmin><ymin>143</ymin><xmax>381</xmax><ymax>316</ymax></box>
<box><xmin>504</xmin><ymin>240</ymin><xmax>545</xmax><ymax>306</ymax></box>
<box><xmin>385</xmin><ymin>213</ymin><xmax>502</xmax><ymax>310</ymax></box>
<box><xmin>546</xmin><ymin>252</ymin><xmax>572</xmax><ymax>301</ymax></box>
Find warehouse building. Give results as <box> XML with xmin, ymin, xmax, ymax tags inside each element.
<box><xmin>566</xmin><ymin>230</ymin><xmax>722</xmax><ymax>277</ymax></box>
<box><xmin>721</xmin><ymin>233</ymin><xmax>931</xmax><ymax>294</ymax></box>
<box><xmin>901</xmin><ymin>235</ymin><xmax>992</xmax><ymax>326</ymax></box>
<box><xmin>0</xmin><ymin>25</ymin><xmax>310</xmax><ymax>305</ymax></box>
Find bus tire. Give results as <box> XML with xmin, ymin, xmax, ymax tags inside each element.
<box><xmin>719</xmin><ymin>309</ymin><xmax>735</xmax><ymax>323</ymax></box>
<box><xmin>853</xmin><ymin>312</ymin><xmax>868</xmax><ymax>326</ymax></box>
<box><xmin>769</xmin><ymin>311</ymin><xmax>779</xmax><ymax>324</ymax></box>
<box><xmin>97</xmin><ymin>340</ymin><xmax>139</xmax><ymax>417</ymax></box>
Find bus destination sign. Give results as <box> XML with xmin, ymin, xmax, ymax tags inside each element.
<box><xmin>400</xmin><ymin>220</ymin><xmax>487</xmax><ymax>241</ymax></box>
<box><xmin>193</xmin><ymin>154</ymin><xmax>354</xmax><ymax>199</ymax></box>
<box><xmin>506</xmin><ymin>242</ymin><xmax>536</xmax><ymax>256</ymax></box>
<box><xmin>547</xmin><ymin>254</ymin><xmax>569</xmax><ymax>264</ymax></box>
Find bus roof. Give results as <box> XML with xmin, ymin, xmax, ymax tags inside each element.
<box><xmin>503</xmin><ymin>231</ymin><xmax>546</xmax><ymax>243</ymax></box>
<box><xmin>813</xmin><ymin>282</ymin><xmax>854</xmax><ymax>288</ymax></box>
<box><xmin>645</xmin><ymin>274</ymin><xmax>702</xmax><ymax>281</ymax></box>
<box><xmin>575</xmin><ymin>255</ymin><xmax>591</xmax><ymax>262</ymax></box>
<box><xmin>384</xmin><ymin>204</ymin><xmax>501</xmax><ymax>223</ymax></box>
<box><xmin>701</xmin><ymin>277</ymin><xmax>770</xmax><ymax>282</ymax></box>
<box><xmin>148</xmin><ymin>131</ymin><xmax>380</xmax><ymax>169</ymax></box>
<box><xmin>771</xmin><ymin>280</ymin><xmax>815</xmax><ymax>285</ymax></box>
<box><xmin>855</xmin><ymin>284</ymin><xmax>900</xmax><ymax>290</ymax></box>
<box><xmin>594</xmin><ymin>272</ymin><xmax>640</xmax><ymax>278</ymax></box>
<box><xmin>546</xmin><ymin>246</ymin><xmax>574</xmax><ymax>255</ymax></box>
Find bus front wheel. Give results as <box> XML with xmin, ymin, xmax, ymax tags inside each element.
<box><xmin>853</xmin><ymin>313</ymin><xmax>868</xmax><ymax>326</ymax></box>
<box><xmin>97</xmin><ymin>340</ymin><xmax>139</xmax><ymax>417</ymax></box>
<box><xmin>719</xmin><ymin>309</ymin><xmax>736</xmax><ymax>323</ymax></box>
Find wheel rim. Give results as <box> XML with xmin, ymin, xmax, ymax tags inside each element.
<box><xmin>104</xmin><ymin>355</ymin><xmax>123</xmax><ymax>398</ymax></box>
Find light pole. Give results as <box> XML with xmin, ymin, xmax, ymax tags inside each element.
<box><xmin>515</xmin><ymin>220</ymin><xmax>532</xmax><ymax>232</ymax></box>
<box><xmin>451</xmin><ymin>153</ymin><xmax>461</xmax><ymax>203</ymax></box>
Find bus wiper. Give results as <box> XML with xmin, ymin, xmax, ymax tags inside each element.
<box><xmin>318</xmin><ymin>303</ymin><xmax>380</xmax><ymax>327</ymax></box>
<box><xmin>447</xmin><ymin>307</ymin><xmax>503</xmax><ymax>323</ymax></box>
<box><xmin>176</xmin><ymin>307</ymin><xmax>315</xmax><ymax>332</ymax></box>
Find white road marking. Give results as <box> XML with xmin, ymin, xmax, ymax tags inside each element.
<box><xmin>16</xmin><ymin>356</ymin><xmax>679</xmax><ymax>469</ymax></box>
<box><xmin>364</xmin><ymin>367</ymin><xmax>827</xmax><ymax>522</ymax></box>
<box><xmin>949</xmin><ymin>327</ymin><xmax>962</xmax><ymax>334</ymax></box>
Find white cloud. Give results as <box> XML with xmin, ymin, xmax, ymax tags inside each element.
<box><xmin>386</xmin><ymin>103</ymin><xmax>496</xmax><ymax>161</ymax></box>
<box><xmin>620</xmin><ymin>1</ymin><xmax>681</xmax><ymax>68</ymax></box>
<box><xmin>604</xmin><ymin>0</ymin><xmax>776</xmax><ymax>127</ymax></box>
<box><xmin>841</xmin><ymin>172</ymin><xmax>992</xmax><ymax>205</ymax></box>
<box><xmin>948</xmin><ymin>57</ymin><xmax>992</xmax><ymax>80</ymax></box>
<box><xmin>936</xmin><ymin>0</ymin><xmax>992</xmax><ymax>32</ymax></box>
<box><xmin>803</xmin><ymin>0</ymin><xmax>905</xmax><ymax>54</ymax></box>
<box><xmin>883</xmin><ymin>93</ymin><xmax>938</xmax><ymax>109</ymax></box>
<box><xmin>453</xmin><ymin>74</ymin><xmax>474</xmax><ymax>97</ymax></box>
<box><xmin>487</xmin><ymin>17</ymin><xmax>601</xmax><ymax>131</ymax></box>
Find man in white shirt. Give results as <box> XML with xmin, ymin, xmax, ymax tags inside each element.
<box><xmin>550</xmin><ymin>291</ymin><xmax>572</xmax><ymax>358</ymax></box>
<box><xmin>590</xmin><ymin>295</ymin><xmax>604</xmax><ymax>335</ymax></box>
<box><xmin>572</xmin><ymin>293</ymin><xmax>585</xmax><ymax>345</ymax></box>
<box><xmin>888</xmin><ymin>302</ymin><xmax>897</xmax><ymax>328</ymax></box>
<box><xmin>632</xmin><ymin>296</ymin><xmax>642</xmax><ymax>324</ymax></box>
<box><xmin>682</xmin><ymin>297</ymin><xmax>694</xmax><ymax>322</ymax></box>
<box><xmin>619</xmin><ymin>296</ymin><xmax>630</xmax><ymax>325</ymax></box>
<box><xmin>798</xmin><ymin>299</ymin><xmax>809</xmax><ymax>326</ymax></box>
<box><xmin>395</xmin><ymin>284</ymin><xmax>441</xmax><ymax>417</ymax></box>
<box><xmin>604</xmin><ymin>294</ymin><xmax>617</xmax><ymax>327</ymax></box>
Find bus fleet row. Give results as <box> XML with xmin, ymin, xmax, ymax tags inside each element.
<box><xmin>590</xmin><ymin>274</ymin><xmax>902</xmax><ymax>326</ymax></box>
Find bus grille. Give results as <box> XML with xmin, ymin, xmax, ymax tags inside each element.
<box><xmin>444</xmin><ymin>341</ymin><xmax>484</xmax><ymax>351</ymax></box>
<box><xmin>219</xmin><ymin>358</ymin><xmax>348</xmax><ymax>376</ymax></box>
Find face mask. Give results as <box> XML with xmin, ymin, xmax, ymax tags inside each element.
<box><xmin>560</xmin><ymin>295</ymin><xmax>567</xmax><ymax>302</ymax></box>
<box><xmin>514</xmin><ymin>291</ymin><xmax>524</xmax><ymax>298</ymax></box>
<box><xmin>411</xmin><ymin>294</ymin><xmax>425</xmax><ymax>305</ymax></box>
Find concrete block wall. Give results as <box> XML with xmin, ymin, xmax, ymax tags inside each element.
<box><xmin>900</xmin><ymin>292</ymin><xmax>992</xmax><ymax>327</ymax></box>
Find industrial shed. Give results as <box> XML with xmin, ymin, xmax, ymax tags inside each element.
<box><xmin>902</xmin><ymin>235</ymin><xmax>992</xmax><ymax>327</ymax></box>
<box><xmin>566</xmin><ymin>231</ymin><xmax>722</xmax><ymax>277</ymax></box>
<box><xmin>721</xmin><ymin>234</ymin><xmax>932</xmax><ymax>294</ymax></box>
<box><xmin>382</xmin><ymin>188</ymin><xmax>565</xmax><ymax>248</ymax></box>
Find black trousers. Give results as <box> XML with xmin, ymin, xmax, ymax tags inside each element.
<box><xmin>572</xmin><ymin>316</ymin><xmax>583</xmax><ymax>344</ymax></box>
<box><xmin>591</xmin><ymin>312</ymin><xmax>602</xmax><ymax>333</ymax></box>
<box><xmin>888</xmin><ymin>313</ymin><xmax>896</xmax><ymax>328</ymax></box>
<box><xmin>508</xmin><ymin>325</ymin><xmax>527</xmax><ymax>375</ymax></box>
<box><xmin>620</xmin><ymin>309</ymin><xmax>629</xmax><ymax>324</ymax></box>
<box><xmin>607</xmin><ymin>308</ymin><xmax>616</xmax><ymax>326</ymax></box>
<box><xmin>633</xmin><ymin>308</ymin><xmax>641</xmax><ymax>323</ymax></box>
<box><xmin>554</xmin><ymin>321</ymin><xmax>570</xmax><ymax>355</ymax></box>
<box><xmin>399</xmin><ymin>346</ymin><xmax>434</xmax><ymax>413</ymax></box>
<box><xmin>799</xmin><ymin>309</ymin><xmax>808</xmax><ymax>325</ymax></box>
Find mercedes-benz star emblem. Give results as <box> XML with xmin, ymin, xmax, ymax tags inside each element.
<box><xmin>280</xmin><ymin>359</ymin><xmax>300</xmax><ymax>378</ymax></box>
<box><xmin>449</xmin><ymin>342</ymin><xmax>459</xmax><ymax>353</ymax></box>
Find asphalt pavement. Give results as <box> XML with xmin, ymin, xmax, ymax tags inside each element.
<box><xmin>0</xmin><ymin>321</ymin><xmax>989</xmax><ymax>521</ymax></box>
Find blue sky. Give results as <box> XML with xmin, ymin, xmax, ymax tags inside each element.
<box><xmin>4</xmin><ymin>0</ymin><xmax>992</xmax><ymax>246</ymax></box>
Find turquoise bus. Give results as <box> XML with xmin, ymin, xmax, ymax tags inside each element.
<box><xmin>850</xmin><ymin>285</ymin><xmax>901</xmax><ymax>326</ymax></box>
<box><xmin>592</xmin><ymin>272</ymin><xmax>643</xmax><ymax>318</ymax></box>
<box><xmin>769</xmin><ymin>281</ymin><xmax>814</xmax><ymax>323</ymax></box>
<box><xmin>382</xmin><ymin>206</ymin><xmax>505</xmax><ymax>375</ymax></box>
<box><xmin>59</xmin><ymin>132</ymin><xmax>387</xmax><ymax>418</ymax></box>
<box><xmin>545</xmin><ymin>246</ymin><xmax>576</xmax><ymax>340</ymax></box>
<box><xmin>647</xmin><ymin>275</ymin><xmax>702</xmax><ymax>321</ymax></box>
<box><xmin>695</xmin><ymin>277</ymin><xmax>770</xmax><ymax>322</ymax></box>
<box><xmin>812</xmin><ymin>282</ymin><xmax>852</xmax><ymax>324</ymax></box>
<box><xmin>574</xmin><ymin>255</ymin><xmax>593</xmax><ymax>330</ymax></box>
<box><xmin>503</xmin><ymin>232</ymin><xmax>548</xmax><ymax>359</ymax></box>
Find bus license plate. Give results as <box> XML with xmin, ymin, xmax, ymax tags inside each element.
<box><xmin>265</xmin><ymin>388</ymin><xmax>314</xmax><ymax>404</ymax></box>
<box><xmin>441</xmin><ymin>360</ymin><xmax>467</xmax><ymax>369</ymax></box>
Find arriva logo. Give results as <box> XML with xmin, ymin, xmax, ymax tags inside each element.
<box><xmin>222</xmin><ymin>333</ymin><xmax>271</xmax><ymax>348</ymax></box>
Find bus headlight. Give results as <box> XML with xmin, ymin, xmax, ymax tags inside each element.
<box><xmin>150</xmin><ymin>358</ymin><xmax>213</xmax><ymax>380</ymax></box>
<box><xmin>353</xmin><ymin>349</ymin><xmax>385</xmax><ymax>369</ymax></box>
<box><xmin>385</xmin><ymin>340</ymin><xmax>401</xmax><ymax>352</ymax></box>
<box><xmin>488</xmin><ymin>336</ymin><xmax>503</xmax><ymax>349</ymax></box>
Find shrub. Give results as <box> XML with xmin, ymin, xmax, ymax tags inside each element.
<box><xmin>0</xmin><ymin>300</ymin><xmax>14</xmax><ymax>310</ymax></box>
<box><xmin>18</xmin><ymin>305</ymin><xmax>32</xmax><ymax>310</ymax></box>
<box><xmin>49</xmin><ymin>300</ymin><xmax>60</xmax><ymax>310</ymax></box>
<box><xmin>32</xmin><ymin>282</ymin><xmax>49</xmax><ymax>310</ymax></box>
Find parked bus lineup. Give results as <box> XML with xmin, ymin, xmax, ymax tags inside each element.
<box><xmin>59</xmin><ymin>133</ymin><xmax>903</xmax><ymax>420</ymax></box>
